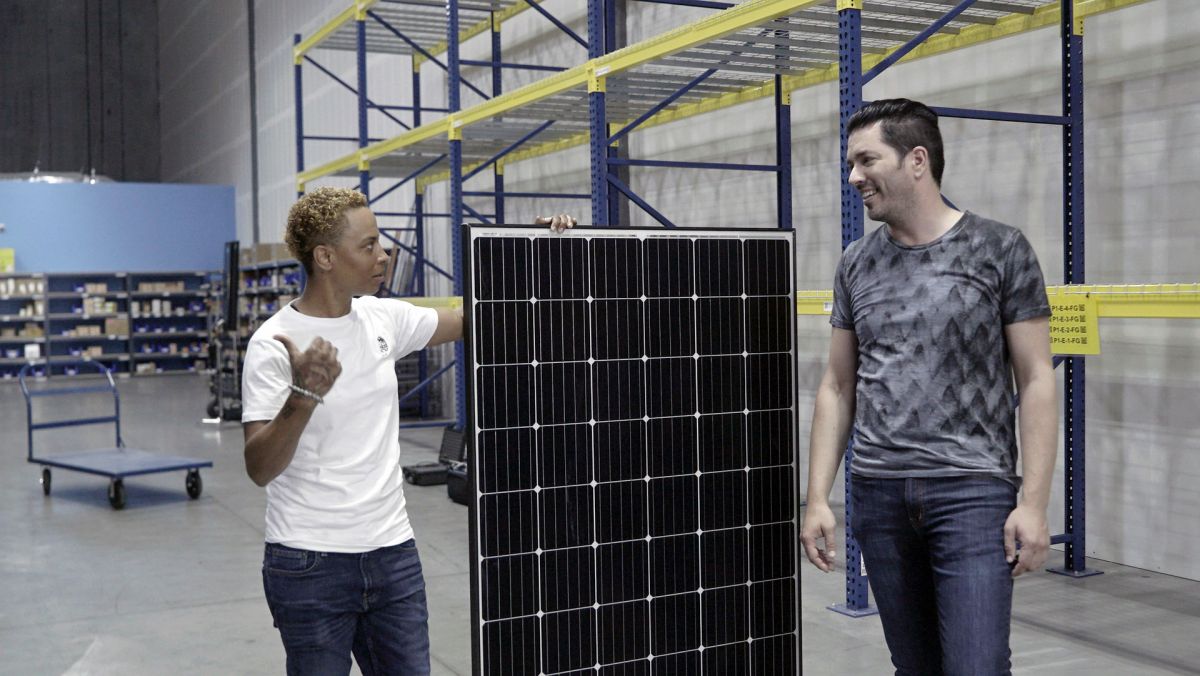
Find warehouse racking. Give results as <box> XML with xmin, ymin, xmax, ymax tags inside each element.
<box><xmin>0</xmin><ymin>273</ymin><xmax>48</xmax><ymax>379</ymax></box>
<box><xmin>295</xmin><ymin>0</ymin><xmax>1197</xmax><ymax>613</ymax></box>
<box><xmin>237</xmin><ymin>256</ymin><xmax>303</xmax><ymax>338</ymax></box>
<box><xmin>1</xmin><ymin>270</ymin><xmax>216</xmax><ymax>382</ymax></box>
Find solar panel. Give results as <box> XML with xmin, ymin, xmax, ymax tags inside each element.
<box><xmin>465</xmin><ymin>226</ymin><xmax>799</xmax><ymax>676</ymax></box>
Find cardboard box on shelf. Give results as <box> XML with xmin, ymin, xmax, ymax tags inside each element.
<box><xmin>105</xmin><ymin>317</ymin><xmax>130</xmax><ymax>336</ymax></box>
<box><xmin>271</xmin><ymin>242</ymin><xmax>291</xmax><ymax>262</ymax></box>
<box><xmin>136</xmin><ymin>281</ymin><xmax>185</xmax><ymax>293</ymax></box>
<box><xmin>239</xmin><ymin>247</ymin><xmax>256</xmax><ymax>266</ymax></box>
<box><xmin>253</xmin><ymin>243</ymin><xmax>275</xmax><ymax>265</ymax></box>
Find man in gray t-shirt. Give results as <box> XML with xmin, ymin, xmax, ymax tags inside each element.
<box><xmin>830</xmin><ymin>210</ymin><xmax>1051</xmax><ymax>485</ymax></box>
<box><xmin>801</xmin><ymin>99</ymin><xmax>1057</xmax><ymax>676</ymax></box>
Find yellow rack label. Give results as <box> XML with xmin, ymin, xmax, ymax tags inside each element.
<box><xmin>1049</xmin><ymin>295</ymin><xmax>1100</xmax><ymax>355</ymax></box>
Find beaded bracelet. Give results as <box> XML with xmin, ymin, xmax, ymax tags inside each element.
<box><xmin>288</xmin><ymin>383</ymin><xmax>324</xmax><ymax>405</ymax></box>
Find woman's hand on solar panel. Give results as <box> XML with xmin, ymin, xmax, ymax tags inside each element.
<box><xmin>275</xmin><ymin>334</ymin><xmax>342</xmax><ymax>398</ymax></box>
<box><xmin>536</xmin><ymin>214</ymin><xmax>577</xmax><ymax>233</ymax></box>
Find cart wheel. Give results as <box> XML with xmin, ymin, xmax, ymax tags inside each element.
<box><xmin>41</xmin><ymin>468</ymin><xmax>51</xmax><ymax>496</ymax></box>
<box><xmin>207</xmin><ymin>399</ymin><xmax>219</xmax><ymax>418</ymax></box>
<box><xmin>108</xmin><ymin>479</ymin><xmax>126</xmax><ymax>510</ymax></box>
<box><xmin>186</xmin><ymin>470</ymin><xmax>203</xmax><ymax>499</ymax></box>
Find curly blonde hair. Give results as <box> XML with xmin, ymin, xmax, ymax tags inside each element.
<box><xmin>285</xmin><ymin>187</ymin><xmax>369</xmax><ymax>272</ymax></box>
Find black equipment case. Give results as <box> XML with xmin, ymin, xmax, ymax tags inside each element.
<box><xmin>401</xmin><ymin>426</ymin><xmax>465</xmax><ymax>486</ymax></box>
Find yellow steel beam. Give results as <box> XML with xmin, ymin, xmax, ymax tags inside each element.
<box><xmin>451</xmin><ymin>67</ymin><xmax>590</xmax><ymax>132</ymax></box>
<box><xmin>797</xmin><ymin>284</ymin><xmax>1200</xmax><ymax>319</ymax></box>
<box><xmin>416</xmin><ymin>1</ymin><xmax>539</xmax><ymax>67</ymax></box>
<box><xmin>363</xmin><ymin>117</ymin><xmax>452</xmax><ymax>162</ymax></box>
<box><xmin>293</xmin><ymin>1</ymin><xmax>378</xmax><ymax>64</ymax></box>
<box><xmin>297</xmin><ymin>116</ymin><xmax>451</xmax><ymax>191</ymax></box>
<box><xmin>418</xmin><ymin>156</ymin><xmax>493</xmax><ymax>192</ymax></box>
<box><xmin>396</xmin><ymin>295</ymin><xmax>462</xmax><ymax>309</ymax></box>
<box><xmin>297</xmin><ymin>153</ymin><xmax>364</xmax><ymax>193</ymax></box>
<box><xmin>490</xmin><ymin>129</ymin><xmax>594</xmax><ymax>173</ymax></box>
<box><xmin>795</xmin><ymin>289</ymin><xmax>834</xmax><ymax>316</ymax></box>
<box><xmin>1047</xmin><ymin>284</ymin><xmax>1200</xmax><ymax>319</ymax></box>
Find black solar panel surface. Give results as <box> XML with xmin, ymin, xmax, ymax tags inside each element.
<box><xmin>466</xmin><ymin>226</ymin><xmax>799</xmax><ymax>676</ymax></box>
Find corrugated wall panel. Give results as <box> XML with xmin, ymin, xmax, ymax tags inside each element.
<box><xmin>0</xmin><ymin>0</ymin><xmax>159</xmax><ymax>180</ymax></box>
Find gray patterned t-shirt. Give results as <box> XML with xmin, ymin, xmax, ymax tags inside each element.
<box><xmin>831</xmin><ymin>212</ymin><xmax>1051</xmax><ymax>486</ymax></box>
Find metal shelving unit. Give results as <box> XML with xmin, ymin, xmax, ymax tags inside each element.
<box><xmin>0</xmin><ymin>271</ymin><xmax>216</xmax><ymax>382</ymax></box>
<box><xmin>296</xmin><ymin>0</ymin><xmax>1150</xmax><ymax>426</ymax></box>
<box><xmin>237</xmin><ymin>258</ymin><xmax>303</xmax><ymax>339</ymax></box>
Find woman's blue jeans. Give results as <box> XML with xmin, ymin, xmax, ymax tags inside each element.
<box><xmin>262</xmin><ymin>538</ymin><xmax>431</xmax><ymax>676</ymax></box>
<box><xmin>851</xmin><ymin>475</ymin><xmax>1018</xmax><ymax>676</ymax></box>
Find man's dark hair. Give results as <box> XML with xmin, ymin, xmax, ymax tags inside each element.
<box><xmin>847</xmin><ymin>98</ymin><xmax>945</xmax><ymax>185</ymax></box>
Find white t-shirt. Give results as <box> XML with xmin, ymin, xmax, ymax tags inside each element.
<box><xmin>241</xmin><ymin>296</ymin><xmax>439</xmax><ymax>553</ymax></box>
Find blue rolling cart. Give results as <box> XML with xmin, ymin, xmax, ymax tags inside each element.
<box><xmin>19</xmin><ymin>361</ymin><xmax>213</xmax><ymax>510</ymax></box>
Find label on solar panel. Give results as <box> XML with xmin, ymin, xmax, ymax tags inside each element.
<box><xmin>465</xmin><ymin>226</ymin><xmax>800</xmax><ymax>676</ymax></box>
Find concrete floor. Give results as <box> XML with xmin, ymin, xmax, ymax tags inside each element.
<box><xmin>1</xmin><ymin>375</ymin><xmax>1198</xmax><ymax>675</ymax></box>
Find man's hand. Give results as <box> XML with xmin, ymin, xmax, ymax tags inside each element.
<box><xmin>800</xmin><ymin>502</ymin><xmax>839</xmax><ymax>573</ymax></box>
<box><xmin>274</xmin><ymin>335</ymin><xmax>342</xmax><ymax>397</ymax></box>
<box><xmin>1004</xmin><ymin>503</ymin><xmax>1050</xmax><ymax>577</ymax></box>
<box><xmin>536</xmin><ymin>214</ymin><xmax>577</xmax><ymax>233</ymax></box>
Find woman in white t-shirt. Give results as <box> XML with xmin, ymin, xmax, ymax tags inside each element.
<box><xmin>242</xmin><ymin>187</ymin><xmax>573</xmax><ymax>675</ymax></box>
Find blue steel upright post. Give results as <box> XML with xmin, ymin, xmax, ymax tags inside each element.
<box><xmin>774</xmin><ymin>77</ymin><xmax>792</xmax><ymax>231</ymax></box>
<box><xmin>604</xmin><ymin>0</ymin><xmax>621</xmax><ymax>226</ymax></box>
<box><xmin>411</xmin><ymin>58</ymin><xmax>429</xmax><ymax>416</ymax></box>
<box><xmin>294</xmin><ymin>34</ymin><xmax>304</xmax><ymax>198</ymax></box>
<box><xmin>357</xmin><ymin>15</ymin><xmax>370</xmax><ymax>198</ymax></box>
<box><xmin>587</xmin><ymin>0</ymin><xmax>608</xmax><ymax>226</ymax></box>
<box><xmin>830</xmin><ymin>0</ymin><xmax>876</xmax><ymax>618</ymax></box>
<box><xmin>1049</xmin><ymin>0</ymin><xmax>1100</xmax><ymax>579</ymax></box>
<box><xmin>774</xmin><ymin>8</ymin><xmax>792</xmax><ymax>231</ymax></box>
<box><xmin>448</xmin><ymin>0</ymin><xmax>467</xmax><ymax>429</ymax></box>
<box><xmin>414</xmin><ymin>187</ymin><xmax>431</xmax><ymax>416</ymax></box>
<box><xmin>491</xmin><ymin>13</ymin><xmax>505</xmax><ymax>225</ymax></box>
<box><xmin>412</xmin><ymin>59</ymin><xmax>422</xmax><ymax>127</ymax></box>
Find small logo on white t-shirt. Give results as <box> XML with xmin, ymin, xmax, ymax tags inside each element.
<box><xmin>377</xmin><ymin>336</ymin><xmax>389</xmax><ymax>354</ymax></box>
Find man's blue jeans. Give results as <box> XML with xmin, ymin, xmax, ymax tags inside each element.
<box><xmin>851</xmin><ymin>475</ymin><xmax>1017</xmax><ymax>676</ymax></box>
<box><xmin>262</xmin><ymin>539</ymin><xmax>431</xmax><ymax>676</ymax></box>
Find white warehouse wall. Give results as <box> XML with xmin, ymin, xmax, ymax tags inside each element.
<box><xmin>159</xmin><ymin>0</ymin><xmax>1200</xmax><ymax>580</ymax></box>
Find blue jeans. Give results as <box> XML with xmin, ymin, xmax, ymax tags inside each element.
<box><xmin>851</xmin><ymin>475</ymin><xmax>1017</xmax><ymax>676</ymax></box>
<box><xmin>262</xmin><ymin>539</ymin><xmax>431</xmax><ymax>676</ymax></box>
